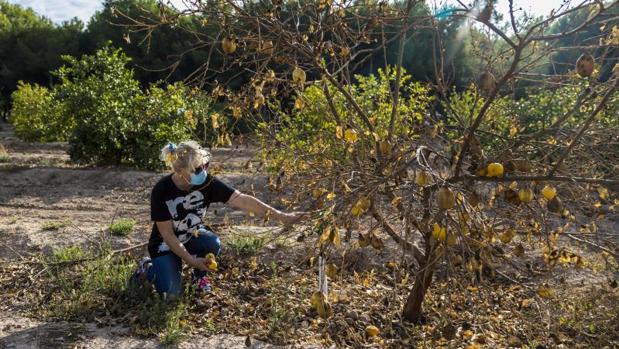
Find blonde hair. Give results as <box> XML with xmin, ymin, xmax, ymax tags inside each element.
<box><xmin>160</xmin><ymin>141</ymin><xmax>211</xmax><ymax>173</ymax></box>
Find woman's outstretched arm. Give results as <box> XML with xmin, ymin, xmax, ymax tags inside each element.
<box><xmin>226</xmin><ymin>191</ymin><xmax>305</xmax><ymax>224</ymax></box>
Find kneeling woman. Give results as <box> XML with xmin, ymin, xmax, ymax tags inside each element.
<box><xmin>134</xmin><ymin>141</ymin><xmax>303</xmax><ymax>296</ymax></box>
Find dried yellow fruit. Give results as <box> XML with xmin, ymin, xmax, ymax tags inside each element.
<box><xmin>478</xmin><ymin>71</ymin><xmax>496</xmax><ymax>94</ymax></box>
<box><xmin>335</xmin><ymin>126</ymin><xmax>343</xmax><ymax>139</ymax></box>
<box><xmin>292</xmin><ymin>66</ymin><xmax>306</xmax><ymax>85</ymax></box>
<box><xmin>253</xmin><ymin>92</ymin><xmax>265</xmax><ymax>109</ymax></box>
<box><xmin>486</xmin><ymin>162</ymin><xmax>504</xmax><ymax>177</ymax></box>
<box><xmin>351</xmin><ymin>205</ymin><xmax>363</xmax><ymax>217</ymax></box>
<box><xmin>312</xmin><ymin>188</ymin><xmax>325</xmax><ymax>198</ymax></box>
<box><xmin>311</xmin><ymin>291</ymin><xmax>332</xmax><ymax>318</ymax></box>
<box><xmin>294</xmin><ymin>97</ymin><xmax>305</xmax><ymax>109</ymax></box>
<box><xmin>259</xmin><ymin>40</ymin><xmax>274</xmax><ymax>55</ymax></box>
<box><xmin>326</xmin><ymin>263</ymin><xmax>337</xmax><ymax>279</ymax></box>
<box><xmin>504</xmin><ymin>189</ymin><xmax>521</xmax><ymax>206</ymax></box>
<box><xmin>391</xmin><ymin>196</ymin><xmax>402</xmax><ymax>208</ymax></box>
<box><xmin>366</xmin><ymin>325</ymin><xmax>380</xmax><ymax>337</ymax></box>
<box><xmin>537</xmin><ymin>285</ymin><xmax>555</xmax><ymax>298</ymax></box>
<box><xmin>432</xmin><ymin>223</ymin><xmax>447</xmax><ymax>242</ymax></box>
<box><xmin>547</xmin><ymin>196</ymin><xmax>563</xmax><ymax>213</ymax></box>
<box><xmin>222</xmin><ymin>37</ymin><xmax>237</xmax><ymax>54</ymax></box>
<box><xmin>576</xmin><ymin>53</ymin><xmax>594</xmax><ymax>77</ymax></box>
<box><xmin>205</xmin><ymin>253</ymin><xmax>218</xmax><ymax>271</ymax></box>
<box><xmin>344</xmin><ymin>128</ymin><xmax>358</xmax><ymax>143</ymax></box>
<box><xmin>351</xmin><ymin>196</ymin><xmax>371</xmax><ymax>217</ymax></box>
<box><xmin>541</xmin><ymin>185</ymin><xmax>557</xmax><ymax>200</ymax></box>
<box><xmin>597</xmin><ymin>186</ymin><xmax>609</xmax><ymax>200</ymax></box>
<box><xmin>518</xmin><ymin>188</ymin><xmax>534</xmax><ymax>203</ymax></box>
<box><xmin>437</xmin><ymin>187</ymin><xmax>456</xmax><ymax>210</ymax></box>
<box><xmin>499</xmin><ymin>230</ymin><xmax>515</xmax><ymax>244</ymax></box>
<box><xmin>415</xmin><ymin>170</ymin><xmax>431</xmax><ymax>186</ymax></box>
<box><xmin>370</xmin><ymin>233</ymin><xmax>384</xmax><ymax>250</ymax></box>
<box><xmin>379</xmin><ymin>141</ymin><xmax>392</xmax><ymax>156</ymax></box>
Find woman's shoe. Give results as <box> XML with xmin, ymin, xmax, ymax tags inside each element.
<box><xmin>192</xmin><ymin>275</ymin><xmax>212</xmax><ymax>293</ymax></box>
<box><xmin>129</xmin><ymin>257</ymin><xmax>152</xmax><ymax>286</ymax></box>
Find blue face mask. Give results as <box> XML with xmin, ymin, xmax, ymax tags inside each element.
<box><xmin>190</xmin><ymin>168</ymin><xmax>207</xmax><ymax>185</ymax></box>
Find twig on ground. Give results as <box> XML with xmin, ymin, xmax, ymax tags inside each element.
<box><xmin>566</xmin><ymin>233</ymin><xmax>618</xmax><ymax>259</ymax></box>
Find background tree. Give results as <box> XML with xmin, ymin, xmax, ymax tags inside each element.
<box><xmin>0</xmin><ymin>1</ymin><xmax>84</xmax><ymax>105</ymax></box>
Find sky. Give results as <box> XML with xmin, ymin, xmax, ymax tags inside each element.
<box><xmin>6</xmin><ymin>0</ymin><xmax>571</xmax><ymax>25</ymax></box>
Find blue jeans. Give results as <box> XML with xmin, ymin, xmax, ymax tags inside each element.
<box><xmin>146</xmin><ymin>229</ymin><xmax>220</xmax><ymax>296</ymax></box>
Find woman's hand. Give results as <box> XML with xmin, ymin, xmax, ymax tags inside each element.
<box><xmin>189</xmin><ymin>257</ymin><xmax>210</xmax><ymax>272</ymax></box>
<box><xmin>275</xmin><ymin>211</ymin><xmax>308</xmax><ymax>224</ymax></box>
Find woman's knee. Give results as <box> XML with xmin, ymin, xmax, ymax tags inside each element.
<box><xmin>194</xmin><ymin>230</ymin><xmax>221</xmax><ymax>256</ymax></box>
<box><xmin>147</xmin><ymin>254</ymin><xmax>183</xmax><ymax>296</ymax></box>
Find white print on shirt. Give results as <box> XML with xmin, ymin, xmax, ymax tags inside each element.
<box><xmin>174</xmin><ymin>213</ymin><xmax>202</xmax><ymax>232</ymax></box>
<box><xmin>158</xmin><ymin>190</ymin><xmax>206</xmax><ymax>253</ymax></box>
<box><xmin>165</xmin><ymin>190</ymin><xmax>205</xmax><ymax>219</ymax></box>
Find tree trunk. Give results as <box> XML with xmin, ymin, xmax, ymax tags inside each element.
<box><xmin>402</xmin><ymin>267</ymin><xmax>434</xmax><ymax>323</ymax></box>
<box><xmin>402</xmin><ymin>244</ymin><xmax>438</xmax><ymax>323</ymax></box>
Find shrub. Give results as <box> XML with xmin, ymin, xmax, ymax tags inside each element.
<box><xmin>443</xmin><ymin>78</ymin><xmax>619</xmax><ymax>158</ymax></box>
<box><xmin>109</xmin><ymin>218</ymin><xmax>135</xmax><ymax>236</ymax></box>
<box><xmin>494</xmin><ymin>79</ymin><xmax>619</xmax><ymax>132</ymax></box>
<box><xmin>258</xmin><ymin>67</ymin><xmax>433</xmax><ymax>173</ymax></box>
<box><xmin>9</xmin><ymin>45</ymin><xmax>217</xmax><ymax>170</ymax></box>
<box><xmin>54</xmin><ymin>46</ymin><xmax>199</xmax><ymax>169</ymax></box>
<box><xmin>124</xmin><ymin>82</ymin><xmax>199</xmax><ymax>170</ymax></box>
<box><xmin>55</xmin><ymin>46</ymin><xmax>143</xmax><ymax>165</ymax></box>
<box><xmin>9</xmin><ymin>81</ymin><xmax>70</xmax><ymax>142</ymax></box>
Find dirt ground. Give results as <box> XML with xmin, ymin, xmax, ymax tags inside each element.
<box><xmin>0</xmin><ymin>121</ymin><xmax>317</xmax><ymax>348</ymax></box>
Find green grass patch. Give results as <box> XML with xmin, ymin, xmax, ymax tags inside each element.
<box><xmin>136</xmin><ymin>296</ymin><xmax>189</xmax><ymax>344</ymax></box>
<box><xmin>41</xmin><ymin>246</ymin><xmax>190</xmax><ymax>344</ymax></box>
<box><xmin>227</xmin><ymin>234</ymin><xmax>266</xmax><ymax>255</ymax></box>
<box><xmin>109</xmin><ymin>218</ymin><xmax>136</xmax><ymax>236</ymax></box>
<box><xmin>37</xmin><ymin>237</ymin><xmax>191</xmax><ymax>345</ymax></box>
<box><xmin>41</xmin><ymin>218</ymin><xmax>72</xmax><ymax>231</ymax></box>
<box><xmin>51</xmin><ymin>245</ymin><xmax>89</xmax><ymax>263</ymax></box>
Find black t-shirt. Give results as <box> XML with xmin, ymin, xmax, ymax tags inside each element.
<box><xmin>148</xmin><ymin>174</ymin><xmax>236</xmax><ymax>258</ymax></box>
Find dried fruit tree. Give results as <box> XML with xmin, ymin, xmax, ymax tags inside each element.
<box><xmin>124</xmin><ymin>0</ymin><xmax>618</xmax><ymax>323</ymax></box>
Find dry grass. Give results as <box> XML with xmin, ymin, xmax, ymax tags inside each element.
<box><xmin>1</xmin><ymin>232</ymin><xmax>616</xmax><ymax>348</ymax></box>
<box><xmin>0</xmin><ymin>143</ymin><xmax>9</xmax><ymax>162</ymax></box>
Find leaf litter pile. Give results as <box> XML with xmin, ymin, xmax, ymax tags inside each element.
<box><xmin>1</xmin><ymin>222</ymin><xmax>617</xmax><ymax>348</ymax></box>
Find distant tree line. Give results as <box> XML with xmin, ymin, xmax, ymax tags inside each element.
<box><xmin>0</xmin><ymin>0</ymin><xmax>616</xmax><ymax>116</ymax></box>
